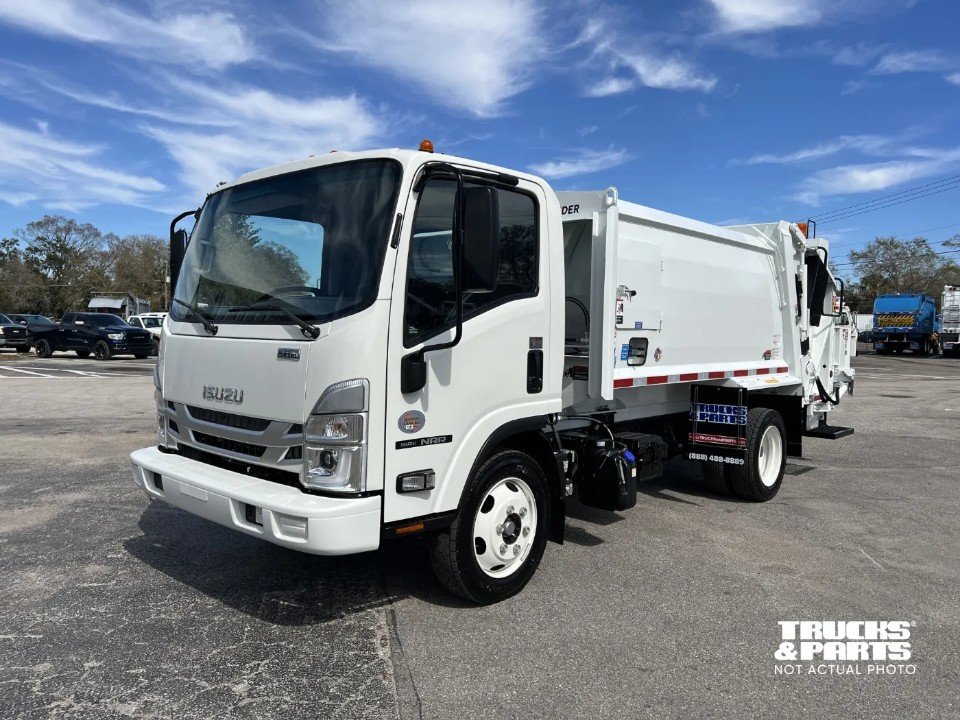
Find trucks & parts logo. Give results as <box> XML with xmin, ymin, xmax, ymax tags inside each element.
<box><xmin>774</xmin><ymin>621</ymin><xmax>916</xmax><ymax>676</ymax></box>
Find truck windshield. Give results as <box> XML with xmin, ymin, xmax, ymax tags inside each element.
<box><xmin>172</xmin><ymin>159</ymin><xmax>402</xmax><ymax>326</ymax></box>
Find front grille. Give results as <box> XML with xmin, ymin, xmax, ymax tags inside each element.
<box><xmin>187</xmin><ymin>405</ymin><xmax>270</xmax><ymax>431</ymax></box>
<box><xmin>285</xmin><ymin>445</ymin><xmax>303</xmax><ymax>460</ymax></box>
<box><xmin>192</xmin><ymin>430</ymin><xmax>267</xmax><ymax>457</ymax></box>
<box><xmin>173</xmin><ymin>445</ymin><xmax>301</xmax><ymax>489</ymax></box>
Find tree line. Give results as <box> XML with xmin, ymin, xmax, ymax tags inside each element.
<box><xmin>0</xmin><ymin>215</ymin><xmax>166</xmax><ymax>318</ymax></box>
<box><xmin>841</xmin><ymin>235</ymin><xmax>960</xmax><ymax>312</ymax></box>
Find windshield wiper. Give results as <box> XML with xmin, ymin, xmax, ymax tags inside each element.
<box><xmin>173</xmin><ymin>298</ymin><xmax>219</xmax><ymax>335</ymax></box>
<box><xmin>227</xmin><ymin>300</ymin><xmax>321</xmax><ymax>339</ymax></box>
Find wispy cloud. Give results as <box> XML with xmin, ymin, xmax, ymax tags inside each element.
<box><xmin>731</xmin><ymin>134</ymin><xmax>904</xmax><ymax>166</ymax></box>
<box><xmin>871</xmin><ymin>49</ymin><xmax>955</xmax><ymax>74</ymax></box>
<box><xmin>578</xmin><ymin>19</ymin><xmax>716</xmax><ymax>96</ymax></box>
<box><xmin>577</xmin><ymin>125</ymin><xmax>598</xmax><ymax>137</ymax></box>
<box><xmin>0</xmin><ymin>0</ymin><xmax>255</xmax><ymax>70</ymax></box>
<box><xmin>312</xmin><ymin>0</ymin><xmax>546</xmax><ymax>117</ymax></box>
<box><xmin>707</xmin><ymin>0</ymin><xmax>822</xmax><ymax>33</ymax></box>
<box><xmin>947</xmin><ymin>73</ymin><xmax>960</xmax><ymax>85</ymax></box>
<box><xmin>0</xmin><ymin>121</ymin><xmax>165</xmax><ymax>211</ymax></box>
<box><xmin>841</xmin><ymin>78</ymin><xmax>879</xmax><ymax>95</ymax></box>
<box><xmin>530</xmin><ymin>147</ymin><xmax>633</xmax><ymax>180</ymax></box>
<box><xmin>794</xmin><ymin>150</ymin><xmax>960</xmax><ymax>204</ymax></box>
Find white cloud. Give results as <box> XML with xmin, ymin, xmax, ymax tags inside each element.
<box><xmin>794</xmin><ymin>149</ymin><xmax>960</xmax><ymax>204</ymax></box>
<box><xmin>0</xmin><ymin>0</ymin><xmax>255</xmax><ymax>70</ymax></box>
<box><xmin>707</xmin><ymin>0</ymin><xmax>822</xmax><ymax>33</ymax></box>
<box><xmin>578</xmin><ymin>19</ymin><xmax>716</xmax><ymax>96</ymax></box>
<box><xmin>0</xmin><ymin>121</ymin><xmax>165</xmax><ymax>211</ymax></box>
<box><xmin>577</xmin><ymin>125</ymin><xmax>598</xmax><ymax>137</ymax></box>
<box><xmin>314</xmin><ymin>0</ymin><xmax>546</xmax><ymax>117</ymax></box>
<box><xmin>141</xmin><ymin>80</ymin><xmax>386</xmax><ymax>195</ymax></box>
<box><xmin>947</xmin><ymin>73</ymin><xmax>960</xmax><ymax>85</ymax></box>
<box><xmin>529</xmin><ymin>147</ymin><xmax>632</xmax><ymax>180</ymax></box>
<box><xmin>872</xmin><ymin>49</ymin><xmax>955</xmax><ymax>74</ymax></box>
<box><xmin>732</xmin><ymin>135</ymin><xmax>897</xmax><ymax>166</ymax></box>
<box><xmin>840</xmin><ymin>78</ymin><xmax>879</xmax><ymax>95</ymax></box>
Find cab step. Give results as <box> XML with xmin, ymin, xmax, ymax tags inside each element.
<box><xmin>804</xmin><ymin>423</ymin><xmax>854</xmax><ymax>440</ymax></box>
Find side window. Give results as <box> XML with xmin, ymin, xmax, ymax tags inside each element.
<box><xmin>62</xmin><ymin>313</ymin><xmax>75</xmax><ymax>324</ymax></box>
<box><xmin>403</xmin><ymin>179</ymin><xmax>538</xmax><ymax>346</ymax></box>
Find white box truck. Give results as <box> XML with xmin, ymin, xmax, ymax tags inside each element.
<box><xmin>941</xmin><ymin>285</ymin><xmax>960</xmax><ymax>357</ymax></box>
<box><xmin>131</xmin><ymin>145</ymin><xmax>855</xmax><ymax>603</ymax></box>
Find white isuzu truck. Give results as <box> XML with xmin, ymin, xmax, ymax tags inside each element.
<box><xmin>131</xmin><ymin>145</ymin><xmax>855</xmax><ymax>603</ymax></box>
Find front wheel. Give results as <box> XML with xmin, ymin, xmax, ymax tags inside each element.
<box><xmin>728</xmin><ymin>408</ymin><xmax>787</xmax><ymax>502</ymax></box>
<box><xmin>93</xmin><ymin>341</ymin><xmax>112</xmax><ymax>361</ymax></box>
<box><xmin>35</xmin><ymin>339</ymin><xmax>52</xmax><ymax>358</ymax></box>
<box><xmin>429</xmin><ymin>450</ymin><xmax>550</xmax><ymax>604</ymax></box>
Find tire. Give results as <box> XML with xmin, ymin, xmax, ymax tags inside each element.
<box><xmin>35</xmin><ymin>339</ymin><xmax>52</xmax><ymax>358</ymax></box>
<box><xmin>700</xmin><ymin>461</ymin><xmax>731</xmax><ymax>495</ymax></box>
<box><xmin>134</xmin><ymin>353</ymin><xmax>149</xmax><ymax>359</ymax></box>
<box><xmin>76</xmin><ymin>350</ymin><xmax>90</xmax><ymax>358</ymax></box>
<box><xmin>728</xmin><ymin>408</ymin><xmax>786</xmax><ymax>502</ymax></box>
<box><xmin>93</xmin><ymin>341</ymin><xmax>112</xmax><ymax>361</ymax></box>
<box><xmin>429</xmin><ymin>450</ymin><xmax>550</xmax><ymax>604</ymax></box>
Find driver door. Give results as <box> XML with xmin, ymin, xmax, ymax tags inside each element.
<box><xmin>382</xmin><ymin>175</ymin><xmax>555</xmax><ymax>523</ymax></box>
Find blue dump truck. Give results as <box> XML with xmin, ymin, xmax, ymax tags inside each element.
<box><xmin>871</xmin><ymin>293</ymin><xmax>941</xmax><ymax>355</ymax></box>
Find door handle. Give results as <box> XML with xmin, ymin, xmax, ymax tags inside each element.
<box><xmin>527</xmin><ymin>349</ymin><xmax>543</xmax><ymax>394</ymax></box>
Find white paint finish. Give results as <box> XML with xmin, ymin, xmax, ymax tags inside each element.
<box><xmin>130</xmin><ymin>447</ymin><xmax>380</xmax><ymax>555</ymax></box>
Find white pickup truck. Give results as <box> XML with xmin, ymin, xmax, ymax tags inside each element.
<box><xmin>132</xmin><ymin>144</ymin><xmax>855</xmax><ymax>603</ymax></box>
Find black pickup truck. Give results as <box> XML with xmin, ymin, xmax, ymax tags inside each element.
<box><xmin>0</xmin><ymin>313</ymin><xmax>32</xmax><ymax>353</ymax></box>
<box><xmin>32</xmin><ymin>312</ymin><xmax>154</xmax><ymax>360</ymax></box>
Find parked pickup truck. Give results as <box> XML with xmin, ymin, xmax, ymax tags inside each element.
<box><xmin>32</xmin><ymin>311</ymin><xmax>154</xmax><ymax>360</ymax></box>
<box><xmin>0</xmin><ymin>313</ymin><xmax>31</xmax><ymax>353</ymax></box>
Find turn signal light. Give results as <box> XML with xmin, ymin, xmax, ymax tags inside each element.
<box><xmin>797</xmin><ymin>221</ymin><xmax>808</xmax><ymax>237</ymax></box>
<box><xmin>418</xmin><ymin>139</ymin><xmax>435</xmax><ymax>153</ymax></box>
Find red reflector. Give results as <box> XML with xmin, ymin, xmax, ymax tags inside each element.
<box><xmin>756</xmin><ymin>367</ymin><xmax>770</xmax><ymax>374</ymax></box>
<box><xmin>708</xmin><ymin>371</ymin><xmax>725</xmax><ymax>379</ymax></box>
<box><xmin>395</xmin><ymin>522</ymin><xmax>425</xmax><ymax>536</ymax></box>
<box><xmin>613</xmin><ymin>378</ymin><xmax>633</xmax><ymax>388</ymax></box>
<box><xmin>679</xmin><ymin>373</ymin><xmax>699</xmax><ymax>381</ymax></box>
<box><xmin>777</xmin><ymin>366</ymin><xmax>788</xmax><ymax>373</ymax></box>
<box><xmin>647</xmin><ymin>376</ymin><xmax>668</xmax><ymax>384</ymax></box>
<box><xmin>733</xmin><ymin>370</ymin><xmax>748</xmax><ymax>377</ymax></box>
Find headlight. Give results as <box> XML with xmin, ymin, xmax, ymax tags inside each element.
<box><xmin>0</xmin><ymin>327</ymin><xmax>4</xmax><ymax>335</ymax></box>
<box><xmin>303</xmin><ymin>380</ymin><xmax>369</xmax><ymax>493</ymax></box>
<box><xmin>107</xmin><ymin>332</ymin><xmax>125</xmax><ymax>340</ymax></box>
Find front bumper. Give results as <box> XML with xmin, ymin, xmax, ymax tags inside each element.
<box><xmin>130</xmin><ymin>446</ymin><xmax>381</xmax><ymax>555</ymax></box>
<box><xmin>110</xmin><ymin>342</ymin><xmax>154</xmax><ymax>354</ymax></box>
<box><xmin>0</xmin><ymin>337</ymin><xmax>30</xmax><ymax>349</ymax></box>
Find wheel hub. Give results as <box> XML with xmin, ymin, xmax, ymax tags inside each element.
<box><xmin>472</xmin><ymin>477</ymin><xmax>538</xmax><ymax>578</ymax></box>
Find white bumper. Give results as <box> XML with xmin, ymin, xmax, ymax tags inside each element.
<box><xmin>130</xmin><ymin>447</ymin><xmax>381</xmax><ymax>555</ymax></box>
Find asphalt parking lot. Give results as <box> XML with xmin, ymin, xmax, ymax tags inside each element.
<box><xmin>1</xmin><ymin>350</ymin><xmax>958</xmax><ymax>719</ymax></box>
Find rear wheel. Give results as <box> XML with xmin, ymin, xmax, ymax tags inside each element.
<box><xmin>76</xmin><ymin>350</ymin><xmax>90</xmax><ymax>358</ymax></box>
<box><xmin>429</xmin><ymin>450</ymin><xmax>550</xmax><ymax>604</ymax></box>
<box><xmin>35</xmin><ymin>339</ymin><xmax>52</xmax><ymax>358</ymax></box>
<box><xmin>700</xmin><ymin>462</ymin><xmax>731</xmax><ymax>496</ymax></box>
<box><xmin>93</xmin><ymin>341</ymin><xmax>111</xmax><ymax>361</ymax></box>
<box><xmin>728</xmin><ymin>408</ymin><xmax>786</xmax><ymax>502</ymax></box>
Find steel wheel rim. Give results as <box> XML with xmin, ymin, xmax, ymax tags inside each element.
<box><xmin>472</xmin><ymin>476</ymin><xmax>537</xmax><ymax>579</ymax></box>
<box><xmin>758</xmin><ymin>425</ymin><xmax>783</xmax><ymax>487</ymax></box>
<box><xmin>95</xmin><ymin>344</ymin><xmax>106</xmax><ymax>359</ymax></box>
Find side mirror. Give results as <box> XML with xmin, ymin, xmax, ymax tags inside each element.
<box><xmin>401</xmin><ymin>353</ymin><xmax>427</xmax><ymax>394</ymax></box>
<box><xmin>170</xmin><ymin>228</ymin><xmax>188</xmax><ymax>293</ymax></box>
<box><xmin>461</xmin><ymin>186</ymin><xmax>499</xmax><ymax>293</ymax></box>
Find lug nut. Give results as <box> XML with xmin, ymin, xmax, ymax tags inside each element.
<box><xmin>519</xmin><ymin>507</ymin><xmax>527</xmax><ymax>517</ymax></box>
<box><xmin>506</xmin><ymin>505</ymin><xmax>515</xmax><ymax>515</ymax></box>
<box><xmin>513</xmin><ymin>545</ymin><xmax>521</xmax><ymax>556</ymax></box>
<box><xmin>499</xmin><ymin>544</ymin><xmax>507</xmax><ymax>554</ymax></box>
<box><xmin>496</xmin><ymin>524</ymin><xmax>504</xmax><ymax>534</ymax></box>
<box><xmin>522</xmin><ymin>527</ymin><xmax>530</xmax><ymax>537</ymax></box>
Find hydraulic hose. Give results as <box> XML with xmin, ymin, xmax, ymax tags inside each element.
<box><xmin>815</xmin><ymin>376</ymin><xmax>840</xmax><ymax>405</ymax></box>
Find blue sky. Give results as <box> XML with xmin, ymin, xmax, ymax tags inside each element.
<box><xmin>0</xmin><ymin>0</ymin><xmax>958</xmax><ymax>269</ymax></box>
